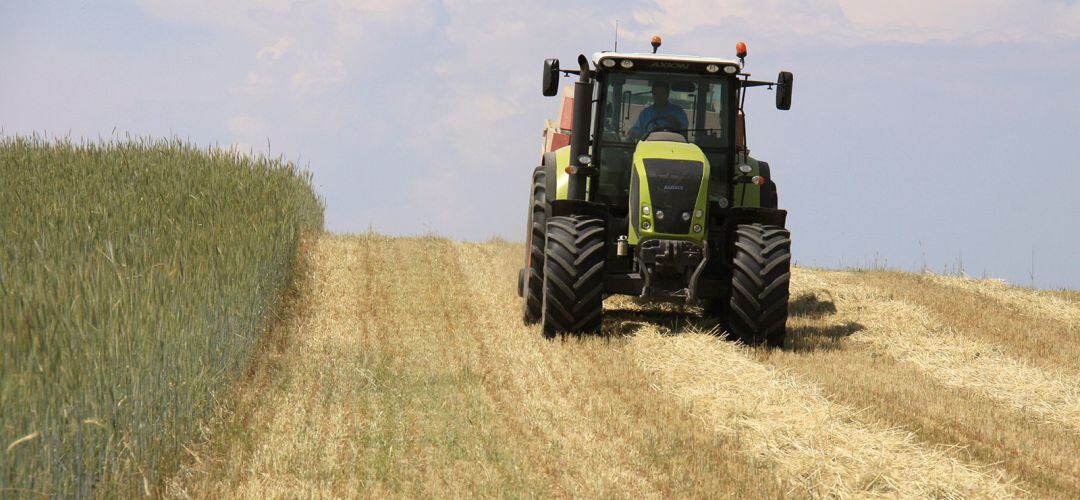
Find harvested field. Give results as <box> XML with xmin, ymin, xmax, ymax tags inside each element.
<box><xmin>171</xmin><ymin>235</ymin><xmax>1078</xmax><ymax>498</ymax></box>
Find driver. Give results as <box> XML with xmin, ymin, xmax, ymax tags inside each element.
<box><xmin>626</xmin><ymin>81</ymin><xmax>689</xmax><ymax>140</ymax></box>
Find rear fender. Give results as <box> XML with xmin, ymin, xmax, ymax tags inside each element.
<box><xmin>732</xmin><ymin>156</ymin><xmax>777</xmax><ymax>208</ymax></box>
<box><xmin>541</xmin><ymin>151</ymin><xmax>557</xmax><ymax>219</ymax></box>
<box><xmin>547</xmin><ymin>146</ymin><xmax>573</xmax><ymax>201</ymax></box>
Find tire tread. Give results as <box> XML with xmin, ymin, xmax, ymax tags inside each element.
<box><xmin>541</xmin><ymin>216</ymin><xmax>606</xmax><ymax>337</ymax></box>
<box><xmin>726</xmin><ymin>223</ymin><xmax>791</xmax><ymax>347</ymax></box>
<box><xmin>521</xmin><ymin>167</ymin><xmax>547</xmax><ymax>324</ymax></box>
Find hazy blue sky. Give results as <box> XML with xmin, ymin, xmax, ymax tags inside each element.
<box><xmin>2</xmin><ymin>1</ymin><xmax>1078</xmax><ymax>289</ymax></box>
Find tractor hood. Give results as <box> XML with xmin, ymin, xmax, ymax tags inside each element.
<box><xmin>628</xmin><ymin>140</ymin><xmax>710</xmax><ymax>245</ymax></box>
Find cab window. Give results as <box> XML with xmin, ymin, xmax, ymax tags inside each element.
<box><xmin>600</xmin><ymin>72</ymin><xmax>727</xmax><ymax>147</ymax></box>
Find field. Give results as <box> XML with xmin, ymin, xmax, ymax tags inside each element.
<box><xmin>0</xmin><ymin>137</ymin><xmax>322</xmax><ymax>496</ymax></box>
<box><xmin>170</xmin><ymin>234</ymin><xmax>1079</xmax><ymax>498</ymax></box>
<box><xmin>4</xmin><ymin>138</ymin><xmax>1077</xmax><ymax>498</ymax></box>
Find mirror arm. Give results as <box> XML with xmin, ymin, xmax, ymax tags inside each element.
<box><xmin>740</xmin><ymin>80</ymin><xmax>776</xmax><ymax>88</ymax></box>
<box><xmin>739</xmin><ymin>75</ymin><xmax>749</xmax><ymax>111</ymax></box>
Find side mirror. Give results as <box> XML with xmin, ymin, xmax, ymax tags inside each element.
<box><xmin>775</xmin><ymin>71</ymin><xmax>793</xmax><ymax>110</ymax></box>
<box><xmin>543</xmin><ymin>58</ymin><xmax>560</xmax><ymax>97</ymax></box>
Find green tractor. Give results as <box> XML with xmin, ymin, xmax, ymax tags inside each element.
<box><xmin>518</xmin><ymin>38</ymin><xmax>794</xmax><ymax>346</ymax></box>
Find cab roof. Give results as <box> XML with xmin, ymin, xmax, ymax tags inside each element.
<box><xmin>592</xmin><ymin>52</ymin><xmax>741</xmax><ymax>68</ymax></box>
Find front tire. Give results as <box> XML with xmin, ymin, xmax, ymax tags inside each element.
<box><xmin>540</xmin><ymin>216</ymin><xmax>606</xmax><ymax>338</ymax></box>
<box><xmin>725</xmin><ymin>224</ymin><xmax>791</xmax><ymax>347</ymax></box>
<box><xmin>521</xmin><ymin>166</ymin><xmax>547</xmax><ymax>324</ymax></box>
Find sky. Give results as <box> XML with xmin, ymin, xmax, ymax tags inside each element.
<box><xmin>2</xmin><ymin>0</ymin><xmax>1078</xmax><ymax>289</ymax></box>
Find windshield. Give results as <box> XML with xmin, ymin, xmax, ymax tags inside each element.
<box><xmin>600</xmin><ymin>72</ymin><xmax>727</xmax><ymax>148</ymax></box>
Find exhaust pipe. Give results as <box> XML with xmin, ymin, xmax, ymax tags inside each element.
<box><xmin>567</xmin><ymin>55</ymin><xmax>593</xmax><ymax>201</ymax></box>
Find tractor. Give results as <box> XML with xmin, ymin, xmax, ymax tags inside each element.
<box><xmin>518</xmin><ymin>37</ymin><xmax>794</xmax><ymax>346</ymax></box>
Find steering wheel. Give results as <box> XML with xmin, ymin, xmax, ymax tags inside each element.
<box><xmin>644</xmin><ymin>115</ymin><xmax>685</xmax><ymax>136</ymax></box>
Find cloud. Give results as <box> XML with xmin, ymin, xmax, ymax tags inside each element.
<box><xmin>227</xmin><ymin>114</ymin><xmax>264</xmax><ymax>138</ymax></box>
<box><xmin>837</xmin><ymin>0</ymin><xmax>1080</xmax><ymax>43</ymax></box>
<box><xmin>134</xmin><ymin>0</ymin><xmax>427</xmax><ymax>37</ymax></box>
<box><xmin>256</xmin><ymin>37</ymin><xmax>292</xmax><ymax>61</ymax></box>
<box><xmin>135</xmin><ymin>0</ymin><xmax>436</xmax><ymax>150</ymax></box>
<box><xmin>133</xmin><ymin>0</ymin><xmax>295</xmax><ymax>35</ymax></box>
<box><xmin>124</xmin><ymin>0</ymin><xmax>1080</xmax><ymax>243</ymax></box>
<box><xmin>630</xmin><ymin>0</ymin><xmax>1080</xmax><ymax>46</ymax></box>
<box><xmin>7</xmin><ymin>1</ymin><xmax>1079</xmax><ymax>286</ymax></box>
<box><xmin>288</xmin><ymin>52</ymin><xmax>346</xmax><ymax>94</ymax></box>
<box><xmin>391</xmin><ymin>0</ymin><xmax>607</xmax><ymax>236</ymax></box>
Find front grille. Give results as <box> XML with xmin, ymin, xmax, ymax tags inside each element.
<box><xmin>643</xmin><ymin>158</ymin><xmax>703</xmax><ymax>234</ymax></box>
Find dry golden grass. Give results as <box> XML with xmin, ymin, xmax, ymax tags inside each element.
<box><xmin>763</xmin><ymin>343</ymin><xmax>1080</xmax><ymax>498</ymax></box>
<box><xmin>858</xmin><ymin>272</ymin><xmax>1079</xmax><ymax>372</ymax></box>
<box><xmin>926</xmin><ymin>274</ymin><xmax>1080</xmax><ymax>327</ymax></box>
<box><xmin>171</xmin><ymin>235</ymin><xmax>784</xmax><ymax>498</ymax></box>
<box><xmin>171</xmin><ymin>236</ymin><xmax>1078</xmax><ymax>498</ymax></box>
<box><xmin>629</xmin><ymin>326</ymin><xmax>1016</xmax><ymax>498</ymax></box>
<box><xmin>794</xmin><ymin>271</ymin><xmax>1080</xmax><ymax>432</ymax></box>
<box><xmin>1049</xmin><ymin>289</ymin><xmax>1080</xmax><ymax>303</ymax></box>
<box><xmin>760</xmin><ymin>268</ymin><xmax>1080</xmax><ymax>497</ymax></box>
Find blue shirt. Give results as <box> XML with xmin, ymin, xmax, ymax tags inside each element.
<box><xmin>629</xmin><ymin>103</ymin><xmax>689</xmax><ymax>136</ymax></box>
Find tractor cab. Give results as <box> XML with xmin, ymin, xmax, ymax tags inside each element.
<box><xmin>587</xmin><ymin>53</ymin><xmax>741</xmax><ymax>211</ymax></box>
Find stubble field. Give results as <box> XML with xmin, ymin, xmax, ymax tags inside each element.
<box><xmin>170</xmin><ymin>234</ymin><xmax>1079</xmax><ymax>498</ymax></box>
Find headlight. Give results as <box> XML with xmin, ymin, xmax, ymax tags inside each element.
<box><xmin>694</xmin><ymin>209</ymin><xmax>703</xmax><ymax>218</ymax></box>
<box><xmin>739</xmin><ymin>164</ymin><xmax>753</xmax><ymax>174</ymax></box>
<box><xmin>723</xmin><ymin>65</ymin><xmax>738</xmax><ymax>74</ymax></box>
<box><xmin>655</xmin><ymin>210</ymin><xmax>665</xmax><ymax>220</ymax></box>
<box><xmin>642</xmin><ymin>221</ymin><xmax>651</xmax><ymax>230</ymax></box>
<box><xmin>706</xmin><ymin>64</ymin><xmax>720</xmax><ymax>73</ymax></box>
<box><xmin>718</xmin><ymin>197</ymin><xmax>730</xmax><ymax>208</ymax></box>
<box><xmin>577</xmin><ymin>154</ymin><xmax>591</xmax><ymax>165</ymax></box>
<box><xmin>681</xmin><ymin>211</ymin><xmax>691</xmax><ymax>221</ymax></box>
<box><xmin>620</xmin><ymin>59</ymin><xmax>634</xmax><ymax>69</ymax></box>
<box><xmin>601</xmin><ymin>59</ymin><xmax>616</xmax><ymax>68</ymax></box>
<box><xmin>693</xmin><ymin>224</ymin><xmax>702</xmax><ymax>233</ymax></box>
<box><xmin>642</xmin><ymin>205</ymin><xmax>651</xmax><ymax>215</ymax></box>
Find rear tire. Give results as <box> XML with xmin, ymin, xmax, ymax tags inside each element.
<box><xmin>521</xmin><ymin>166</ymin><xmax>547</xmax><ymax>324</ymax></box>
<box><xmin>726</xmin><ymin>224</ymin><xmax>791</xmax><ymax>347</ymax></box>
<box><xmin>541</xmin><ymin>216</ymin><xmax>606</xmax><ymax>338</ymax></box>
